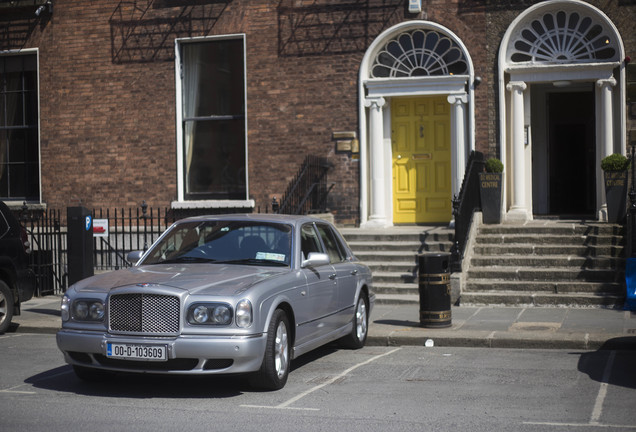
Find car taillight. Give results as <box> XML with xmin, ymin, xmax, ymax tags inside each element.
<box><xmin>20</xmin><ymin>225</ymin><xmax>31</xmax><ymax>254</ymax></box>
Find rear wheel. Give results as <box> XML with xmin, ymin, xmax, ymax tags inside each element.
<box><xmin>249</xmin><ymin>309</ymin><xmax>290</xmax><ymax>390</ymax></box>
<box><xmin>340</xmin><ymin>293</ymin><xmax>368</xmax><ymax>349</ymax></box>
<box><xmin>0</xmin><ymin>281</ymin><xmax>14</xmax><ymax>334</ymax></box>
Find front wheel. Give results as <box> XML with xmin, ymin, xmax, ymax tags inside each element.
<box><xmin>0</xmin><ymin>281</ymin><xmax>14</xmax><ymax>334</ymax></box>
<box><xmin>340</xmin><ymin>293</ymin><xmax>369</xmax><ymax>349</ymax></box>
<box><xmin>249</xmin><ymin>309</ymin><xmax>290</xmax><ymax>391</ymax></box>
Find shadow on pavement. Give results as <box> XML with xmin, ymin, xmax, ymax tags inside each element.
<box><xmin>25</xmin><ymin>365</ymin><xmax>247</xmax><ymax>398</ymax></box>
<box><xmin>577</xmin><ymin>337</ymin><xmax>636</xmax><ymax>390</ymax></box>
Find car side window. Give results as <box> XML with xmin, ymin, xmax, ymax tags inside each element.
<box><xmin>301</xmin><ymin>224</ymin><xmax>322</xmax><ymax>260</ymax></box>
<box><xmin>316</xmin><ymin>224</ymin><xmax>346</xmax><ymax>264</ymax></box>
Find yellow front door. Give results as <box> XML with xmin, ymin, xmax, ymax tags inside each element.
<box><xmin>391</xmin><ymin>96</ymin><xmax>451</xmax><ymax>224</ymax></box>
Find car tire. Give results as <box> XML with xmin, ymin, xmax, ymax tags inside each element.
<box><xmin>72</xmin><ymin>365</ymin><xmax>111</xmax><ymax>382</ymax></box>
<box><xmin>0</xmin><ymin>280</ymin><xmax>14</xmax><ymax>334</ymax></box>
<box><xmin>339</xmin><ymin>293</ymin><xmax>369</xmax><ymax>349</ymax></box>
<box><xmin>249</xmin><ymin>309</ymin><xmax>290</xmax><ymax>391</ymax></box>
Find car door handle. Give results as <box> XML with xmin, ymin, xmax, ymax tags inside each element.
<box><xmin>329</xmin><ymin>273</ymin><xmax>337</xmax><ymax>280</ymax></box>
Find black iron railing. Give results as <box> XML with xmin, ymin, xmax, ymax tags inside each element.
<box><xmin>18</xmin><ymin>203</ymin><xmax>175</xmax><ymax>295</ymax></box>
<box><xmin>450</xmin><ymin>150</ymin><xmax>485</xmax><ymax>272</ymax></box>
<box><xmin>275</xmin><ymin>155</ymin><xmax>334</xmax><ymax>215</ymax></box>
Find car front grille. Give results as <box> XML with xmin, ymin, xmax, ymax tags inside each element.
<box><xmin>109</xmin><ymin>293</ymin><xmax>180</xmax><ymax>335</ymax></box>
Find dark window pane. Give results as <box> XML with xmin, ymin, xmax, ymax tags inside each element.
<box><xmin>182</xmin><ymin>39</ymin><xmax>244</xmax><ymax>118</ymax></box>
<box><xmin>0</xmin><ymin>54</ymin><xmax>40</xmax><ymax>201</ymax></box>
<box><xmin>184</xmin><ymin>118</ymin><xmax>245</xmax><ymax>200</ymax></box>
<box><xmin>181</xmin><ymin>38</ymin><xmax>246</xmax><ymax>201</ymax></box>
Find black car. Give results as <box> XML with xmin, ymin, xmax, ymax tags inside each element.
<box><xmin>0</xmin><ymin>201</ymin><xmax>36</xmax><ymax>334</ymax></box>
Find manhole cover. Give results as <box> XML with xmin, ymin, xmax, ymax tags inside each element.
<box><xmin>509</xmin><ymin>322</ymin><xmax>561</xmax><ymax>332</ymax></box>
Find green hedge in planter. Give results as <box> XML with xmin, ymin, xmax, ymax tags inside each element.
<box><xmin>601</xmin><ymin>153</ymin><xmax>630</xmax><ymax>171</ymax></box>
<box><xmin>485</xmin><ymin>158</ymin><xmax>504</xmax><ymax>173</ymax></box>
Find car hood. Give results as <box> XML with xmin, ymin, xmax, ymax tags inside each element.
<box><xmin>71</xmin><ymin>264</ymin><xmax>288</xmax><ymax>296</ymax></box>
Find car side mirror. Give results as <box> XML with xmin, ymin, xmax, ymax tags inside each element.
<box><xmin>301</xmin><ymin>252</ymin><xmax>330</xmax><ymax>268</ymax></box>
<box><xmin>126</xmin><ymin>250</ymin><xmax>144</xmax><ymax>265</ymax></box>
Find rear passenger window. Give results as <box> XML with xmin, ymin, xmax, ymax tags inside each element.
<box><xmin>301</xmin><ymin>224</ymin><xmax>322</xmax><ymax>260</ymax></box>
<box><xmin>316</xmin><ymin>224</ymin><xmax>346</xmax><ymax>263</ymax></box>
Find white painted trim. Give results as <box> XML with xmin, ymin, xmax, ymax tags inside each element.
<box><xmin>171</xmin><ymin>200</ymin><xmax>255</xmax><ymax>210</ymax></box>
<box><xmin>174</xmin><ymin>34</ymin><xmax>249</xmax><ymax>203</ymax></box>
<box><xmin>358</xmin><ymin>21</ymin><xmax>475</xmax><ymax>226</ymax></box>
<box><xmin>366</xmin><ymin>75</ymin><xmax>469</xmax><ymax>98</ymax></box>
<box><xmin>0</xmin><ymin>48</ymin><xmax>42</xmax><ymax>204</ymax></box>
<box><xmin>498</xmin><ymin>0</ymin><xmax>626</xmax><ymax>220</ymax></box>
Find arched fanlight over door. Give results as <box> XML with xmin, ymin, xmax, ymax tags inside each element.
<box><xmin>508</xmin><ymin>9</ymin><xmax>620</xmax><ymax>64</ymax></box>
<box><xmin>370</xmin><ymin>29</ymin><xmax>469</xmax><ymax>78</ymax></box>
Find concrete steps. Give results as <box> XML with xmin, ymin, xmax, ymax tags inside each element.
<box><xmin>343</xmin><ymin>219</ymin><xmax>626</xmax><ymax>308</ymax></box>
<box><xmin>461</xmin><ymin>221</ymin><xmax>625</xmax><ymax>308</ymax></box>
<box><xmin>341</xmin><ymin>226</ymin><xmax>453</xmax><ymax>305</ymax></box>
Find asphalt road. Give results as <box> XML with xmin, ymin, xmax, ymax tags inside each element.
<box><xmin>1</xmin><ymin>333</ymin><xmax>635</xmax><ymax>432</ymax></box>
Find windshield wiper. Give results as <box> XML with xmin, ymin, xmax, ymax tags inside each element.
<box><xmin>215</xmin><ymin>258</ymin><xmax>288</xmax><ymax>267</ymax></box>
<box><xmin>155</xmin><ymin>256</ymin><xmax>218</xmax><ymax>264</ymax></box>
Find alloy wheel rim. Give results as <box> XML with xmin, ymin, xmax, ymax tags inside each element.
<box><xmin>274</xmin><ymin>321</ymin><xmax>289</xmax><ymax>378</ymax></box>
<box><xmin>356</xmin><ymin>299</ymin><xmax>367</xmax><ymax>340</ymax></box>
<box><xmin>0</xmin><ymin>292</ymin><xmax>6</xmax><ymax>325</ymax></box>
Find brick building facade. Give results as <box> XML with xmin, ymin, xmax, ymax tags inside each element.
<box><xmin>1</xmin><ymin>0</ymin><xmax>634</xmax><ymax>226</ymax></box>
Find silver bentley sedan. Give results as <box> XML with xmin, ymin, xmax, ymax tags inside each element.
<box><xmin>56</xmin><ymin>214</ymin><xmax>374</xmax><ymax>390</ymax></box>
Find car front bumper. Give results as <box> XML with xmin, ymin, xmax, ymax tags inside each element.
<box><xmin>56</xmin><ymin>329</ymin><xmax>268</xmax><ymax>375</ymax></box>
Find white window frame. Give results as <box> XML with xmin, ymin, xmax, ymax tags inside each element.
<box><xmin>0</xmin><ymin>48</ymin><xmax>42</xmax><ymax>205</ymax></box>
<box><xmin>173</xmin><ymin>34</ymin><xmax>252</xmax><ymax>209</ymax></box>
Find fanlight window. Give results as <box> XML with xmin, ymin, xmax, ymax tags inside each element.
<box><xmin>509</xmin><ymin>10</ymin><xmax>617</xmax><ymax>63</ymax></box>
<box><xmin>371</xmin><ymin>29</ymin><xmax>468</xmax><ymax>78</ymax></box>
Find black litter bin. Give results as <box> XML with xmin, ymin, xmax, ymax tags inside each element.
<box><xmin>418</xmin><ymin>252</ymin><xmax>451</xmax><ymax>328</ymax></box>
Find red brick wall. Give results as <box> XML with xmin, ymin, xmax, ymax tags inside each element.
<box><xmin>7</xmin><ymin>0</ymin><xmax>633</xmax><ymax>225</ymax></box>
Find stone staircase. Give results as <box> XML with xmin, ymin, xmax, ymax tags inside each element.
<box><xmin>340</xmin><ymin>226</ymin><xmax>454</xmax><ymax>304</ymax></box>
<box><xmin>342</xmin><ymin>219</ymin><xmax>626</xmax><ymax>308</ymax></box>
<box><xmin>461</xmin><ymin>220</ymin><xmax>625</xmax><ymax>308</ymax></box>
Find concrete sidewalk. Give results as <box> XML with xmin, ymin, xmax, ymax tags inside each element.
<box><xmin>8</xmin><ymin>296</ymin><xmax>636</xmax><ymax>350</ymax></box>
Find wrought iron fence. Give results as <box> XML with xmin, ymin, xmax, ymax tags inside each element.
<box><xmin>22</xmin><ymin>203</ymin><xmax>175</xmax><ymax>296</ymax></box>
<box><xmin>450</xmin><ymin>150</ymin><xmax>485</xmax><ymax>272</ymax></box>
<box><xmin>92</xmin><ymin>204</ymin><xmax>175</xmax><ymax>272</ymax></box>
<box><xmin>276</xmin><ymin>155</ymin><xmax>334</xmax><ymax>215</ymax></box>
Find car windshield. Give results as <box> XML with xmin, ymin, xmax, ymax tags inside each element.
<box><xmin>141</xmin><ymin>220</ymin><xmax>292</xmax><ymax>267</ymax></box>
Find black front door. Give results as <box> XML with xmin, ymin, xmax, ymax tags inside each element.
<box><xmin>547</xmin><ymin>91</ymin><xmax>595</xmax><ymax>216</ymax></box>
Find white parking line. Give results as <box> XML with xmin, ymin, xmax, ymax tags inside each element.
<box><xmin>590</xmin><ymin>350</ymin><xmax>615</xmax><ymax>424</ymax></box>
<box><xmin>242</xmin><ymin>347</ymin><xmax>402</xmax><ymax>411</ymax></box>
<box><xmin>524</xmin><ymin>350</ymin><xmax>636</xmax><ymax>430</ymax></box>
<box><xmin>0</xmin><ymin>384</ymin><xmax>36</xmax><ymax>395</ymax></box>
<box><xmin>0</xmin><ymin>333</ymin><xmax>29</xmax><ymax>340</ymax></box>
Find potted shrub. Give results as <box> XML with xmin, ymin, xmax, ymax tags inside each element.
<box><xmin>601</xmin><ymin>153</ymin><xmax>630</xmax><ymax>223</ymax></box>
<box><xmin>479</xmin><ymin>158</ymin><xmax>504</xmax><ymax>224</ymax></box>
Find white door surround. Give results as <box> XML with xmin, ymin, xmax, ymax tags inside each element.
<box><xmin>358</xmin><ymin>21</ymin><xmax>476</xmax><ymax>227</ymax></box>
<box><xmin>498</xmin><ymin>0</ymin><xmax>626</xmax><ymax>222</ymax></box>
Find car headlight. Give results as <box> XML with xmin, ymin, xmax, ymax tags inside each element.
<box><xmin>187</xmin><ymin>303</ymin><xmax>233</xmax><ymax>326</ymax></box>
<box><xmin>71</xmin><ymin>299</ymin><xmax>105</xmax><ymax>322</ymax></box>
<box><xmin>235</xmin><ymin>299</ymin><xmax>252</xmax><ymax>328</ymax></box>
<box><xmin>61</xmin><ymin>295</ymin><xmax>70</xmax><ymax>322</ymax></box>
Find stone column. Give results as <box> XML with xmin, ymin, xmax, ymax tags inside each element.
<box><xmin>506</xmin><ymin>81</ymin><xmax>528</xmax><ymax>220</ymax></box>
<box><xmin>596</xmin><ymin>77</ymin><xmax>617</xmax><ymax>221</ymax></box>
<box><xmin>364</xmin><ymin>96</ymin><xmax>388</xmax><ymax>227</ymax></box>
<box><xmin>447</xmin><ymin>94</ymin><xmax>468</xmax><ymax>197</ymax></box>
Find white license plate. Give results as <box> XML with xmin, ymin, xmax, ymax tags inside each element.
<box><xmin>106</xmin><ymin>343</ymin><xmax>167</xmax><ymax>361</ymax></box>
